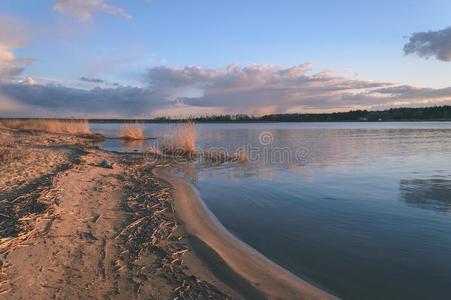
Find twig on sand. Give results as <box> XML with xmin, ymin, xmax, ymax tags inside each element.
<box><xmin>116</xmin><ymin>164</ymin><xmax>231</xmax><ymax>299</ymax></box>
<box><xmin>0</xmin><ymin>148</ymin><xmax>81</xmax><ymax>255</ymax></box>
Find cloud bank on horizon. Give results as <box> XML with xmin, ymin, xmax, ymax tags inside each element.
<box><xmin>2</xmin><ymin>64</ymin><xmax>451</xmax><ymax>118</ymax></box>
<box><xmin>1</xmin><ymin>1</ymin><xmax>451</xmax><ymax>118</ymax></box>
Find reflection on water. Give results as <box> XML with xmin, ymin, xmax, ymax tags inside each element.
<box><xmin>190</xmin><ymin>123</ymin><xmax>451</xmax><ymax>300</ymax></box>
<box><xmin>94</xmin><ymin>122</ymin><xmax>451</xmax><ymax>300</ymax></box>
<box><xmin>120</xmin><ymin>138</ymin><xmax>144</xmax><ymax>149</ymax></box>
<box><xmin>400</xmin><ymin>178</ymin><xmax>451</xmax><ymax>212</ymax></box>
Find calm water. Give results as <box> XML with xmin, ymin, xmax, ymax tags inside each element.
<box><xmin>93</xmin><ymin>122</ymin><xmax>451</xmax><ymax>300</ymax></box>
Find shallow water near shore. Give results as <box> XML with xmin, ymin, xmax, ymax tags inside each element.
<box><xmin>93</xmin><ymin>122</ymin><xmax>451</xmax><ymax>300</ymax></box>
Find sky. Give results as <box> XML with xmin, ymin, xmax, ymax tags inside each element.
<box><xmin>1</xmin><ymin>0</ymin><xmax>451</xmax><ymax>118</ymax></box>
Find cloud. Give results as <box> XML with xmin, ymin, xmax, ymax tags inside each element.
<box><xmin>0</xmin><ymin>82</ymin><xmax>169</xmax><ymax>117</ymax></box>
<box><xmin>145</xmin><ymin>64</ymin><xmax>451</xmax><ymax>114</ymax></box>
<box><xmin>370</xmin><ymin>85</ymin><xmax>451</xmax><ymax>100</ymax></box>
<box><xmin>0</xmin><ymin>16</ymin><xmax>32</xmax><ymax>80</ymax></box>
<box><xmin>80</xmin><ymin>77</ymin><xmax>105</xmax><ymax>83</ymax></box>
<box><xmin>2</xmin><ymin>63</ymin><xmax>451</xmax><ymax>118</ymax></box>
<box><xmin>0</xmin><ymin>93</ymin><xmax>31</xmax><ymax>115</ymax></box>
<box><xmin>53</xmin><ymin>0</ymin><xmax>131</xmax><ymax>21</ymax></box>
<box><xmin>404</xmin><ymin>26</ymin><xmax>451</xmax><ymax>61</ymax></box>
<box><xmin>145</xmin><ymin>64</ymin><xmax>396</xmax><ymax>113</ymax></box>
<box><xmin>79</xmin><ymin>76</ymin><xmax>121</xmax><ymax>88</ymax></box>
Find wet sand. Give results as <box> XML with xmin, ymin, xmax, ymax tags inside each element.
<box><xmin>155</xmin><ymin>167</ymin><xmax>337</xmax><ymax>300</ymax></box>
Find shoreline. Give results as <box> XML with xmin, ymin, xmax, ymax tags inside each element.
<box><xmin>1</xmin><ymin>128</ymin><xmax>336</xmax><ymax>299</ymax></box>
<box><xmin>154</xmin><ymin>166</ymin><xmax>337</xmax><ymax>300</ymax></box>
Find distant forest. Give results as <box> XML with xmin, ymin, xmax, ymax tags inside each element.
<box><xmin>4</xmin><ymin>106</ymin><xmax>451</xmax><ymax>123</ymax></box>
<box><xmin>100</xmin><ymin>105</ymin><xmax>451</xmax><ymax>123</ymax></box>
<box><xmin>257</xmin><ymin>105</ymin><xmax>451</xmax><ymax>122</ymax></box>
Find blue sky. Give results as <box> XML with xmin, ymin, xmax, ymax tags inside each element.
<box><xmin>1</xmin><ymin>0</ymin><xmax>451</xmax><ymax>117</ymax></box>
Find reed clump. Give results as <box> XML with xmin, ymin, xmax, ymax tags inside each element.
<box><xmin>0</xmin><ymin>119</ymin><xmax>92</xmax><ymax>135</ymax></box>
<box><xmin>119</xmin><ymin>124</ymin><xmax>144</xmax><ymax>140</ymax></box>
<box><xmin>201</xmin><ymin>146</ymin><xmax>248</xmax><ymax>164</ymax></box>
<box><xmin>161</xmin><ymin>122</ymin><xmax>197</xmax><ymax>157</ymax></box>
<box><xmin>236</xmin><ymin>146</ymin><xmax>249</xmax><ymax>163</ymax></box>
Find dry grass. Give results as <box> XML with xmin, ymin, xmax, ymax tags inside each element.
<box><xmin>0</xmin><ymin>119</ymin><xmax>91</xmax><ymax>135</ymax></box>
<box><xmin>0</xmin><ymin>133</ymin><xmax>17</xmax><ymax>162</ymax></box>
<box><xmin>162</xmin><ymin>122</ymin><xmax>197</xmax><ymax>156</ymax></box>
<box><xmin>119</xmin><ymin>123</ymin><xmax>144</xmax><ymax>140</ymax></box>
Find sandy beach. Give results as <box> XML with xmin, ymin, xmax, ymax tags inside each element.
<box><xmin>0</xmin><ymin>128</ymin><xmax>334</xmax><ymax>299</ymax></box>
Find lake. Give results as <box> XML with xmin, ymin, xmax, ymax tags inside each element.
<box><xmin>92</xmin><ymin>122</ymin><xmax>451</xmax><ymax>300</ymax></box>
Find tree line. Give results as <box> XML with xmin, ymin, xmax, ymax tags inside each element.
<box><xmin>168</xmin><ymin>105</ymin><xmax>451</xmax><ymax>123</ymax></box>
<box><xmin>8</xmin><ymin>105</ymin><xmax>447</xmax><ymax>123</ymax></box>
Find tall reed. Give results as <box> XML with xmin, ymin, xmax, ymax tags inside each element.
<box><xmin>162</xmin><ymin>122</ymin><xmax>197</xmax><ymax>155</ymax></box>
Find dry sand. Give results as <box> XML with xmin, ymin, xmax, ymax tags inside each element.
<box><xmin>0</xmin><ymin>130</ymin><xmax>236</xmax><ymax>299</ymax></box>
<box><xmin>0</xmin><ymin>128</ymin><xmax>337</xmax><ymax>299</ymax></box>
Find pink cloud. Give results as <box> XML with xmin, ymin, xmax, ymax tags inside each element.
<box><xmin>53</xmin><ymin>0</ymin><xmax>131</xmax><ymax>21</ymax></box>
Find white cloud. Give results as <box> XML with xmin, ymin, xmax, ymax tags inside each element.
<box><xmin>53</xmin><ymin>0</ymin><xmax>131</xmax><ymax>21</ymax></box>
<box><xmin>0</xmin><ymin>16</ymin><xmax>32</xmax><ymax>80</ymax></box>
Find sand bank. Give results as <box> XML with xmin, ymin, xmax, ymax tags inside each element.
<box><xmin>154</xmin><ymin>166</ymin><xmax>338</xmax><ymax>300</ymax></box>
<box><xmin>0</xmin><ymin>129</ymin><xmax>235</xmax><ymax>299</ymax></box>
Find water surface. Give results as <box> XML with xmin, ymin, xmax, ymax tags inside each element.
<box><xmin>94</xmin><ymin>122</ymin><xmax>451</xmax><ymax>300</ymax></box>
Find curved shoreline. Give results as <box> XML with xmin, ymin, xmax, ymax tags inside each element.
<box><xmin>154</xmin><ymin>166</ymin><xmax>338</xmax><ymax>300</ymax></box>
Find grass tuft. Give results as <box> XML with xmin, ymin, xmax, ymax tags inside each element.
<box><xmin>119</xmin><ymin>124</ymin><xmax>144</xmax><ymax>140</ymax></box>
